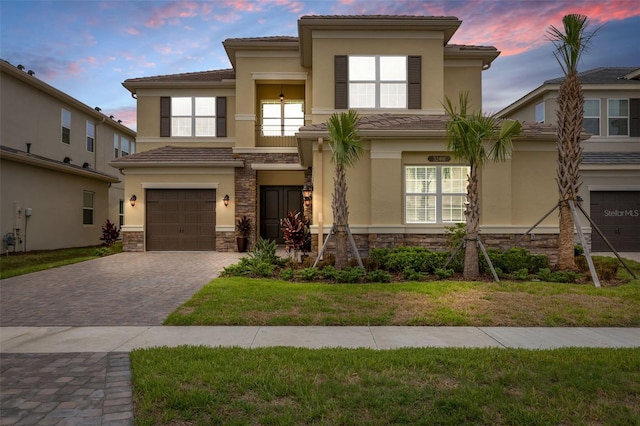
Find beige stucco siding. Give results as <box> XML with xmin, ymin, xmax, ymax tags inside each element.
<box><xmin>510</xmin><ymin>148</ymin><xmax>558</xmax><ymax>226</ymax></box>
<box><xmin>1</xmin><ymin>159</ymin><xmax>110</xmax><ymax>251</ymax></box>
<box><xmin>443</xmin><ymin>62</ymin><xmax>483</xmax><ymax>112</ymax></box>
<box><xmin>310</xmin><ymin>33</ymin><xmax>445</xmax><ymax>116</ymax></box>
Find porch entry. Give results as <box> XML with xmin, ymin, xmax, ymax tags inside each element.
<box><xmin>260</xmin><ymin>186</ymin><xmax>303</xmax><ymax>244</ymax></box>
<box><xmin>590</xmin><ymin>191</ymin><xmax>640</xmax><ymax>252</ymax></box>
<box><xmin>146</xmin><ymin>189</ymin><xmax>216</xmax><ymax>251</ymax></box>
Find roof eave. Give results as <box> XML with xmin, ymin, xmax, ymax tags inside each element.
<box><xmin>108</xmin><ymin>160</ymin><xmax>245</xmax><ymax>168</ymax></box>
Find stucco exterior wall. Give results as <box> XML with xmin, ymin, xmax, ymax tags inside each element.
<box><xmin>1</xmin><ymin>159</ymin><xmax>110</xmax><ymax>252</ymax></box>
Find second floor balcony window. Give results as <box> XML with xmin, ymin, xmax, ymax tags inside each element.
<box><xmin>261</xmin><ymin>101</ymin><xmax>304</xmax><ymax>136</ymax></box>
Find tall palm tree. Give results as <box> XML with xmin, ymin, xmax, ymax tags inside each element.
<box><xmin>327</xmin><ymin>110</ymin><xmax>364</xmax><ymax>270</ymax></box>
<box><xmin>444</xmin><ymin>93</ymin><xmax>522</xmax><ymax>280</ymax></box>
<box><xmin>547</xmin><ymin>14</ymin><xmax>598</xmax><ymax>270</ymax></box>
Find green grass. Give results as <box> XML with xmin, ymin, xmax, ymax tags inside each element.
<box><xmin>131</xmin><ymin>345</ymin><xmax>640</xmax><ymax>425</ymax></box>
<box><xmin>165</xmin><ymin>274</ymin><xmax>640</xmax><ymax>327</ymax></box>
<box><xmin>0</xmin><ymin>243</ymin><xmax>122</xmax><ymax>279</ymax></box>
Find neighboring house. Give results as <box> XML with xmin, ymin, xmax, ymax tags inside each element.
<box><xmin>115</xmin><ymin>15</ymin><xmax>561</xmax><ymax>259</ymax></box>
<box><xmin>0</xmin><ymin>59</ymin><xmax>136</xmax><ymax>253</ymax></box>
<box><xmin>497</xmin><ymin>67</ymin><xmax>640</xmax><ymax>252</ymax></box>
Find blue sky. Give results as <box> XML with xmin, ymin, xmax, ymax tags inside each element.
<box><xmin>1</xmin><ymin>0</ymin><xmax>639</xmax><ymax>130</ymax></box>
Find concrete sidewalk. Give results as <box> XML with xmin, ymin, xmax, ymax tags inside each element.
<box><xmin>2</xmin><ymin>326</ymin><xmax>639</xmax><ymax>352</ymax></box>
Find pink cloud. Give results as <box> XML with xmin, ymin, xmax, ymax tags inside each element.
<box><xmin>106</xmin><ymin>106</ymin><xmax>138</xmax><ymax>131</ymax></box>
<box><xmin>126</xmin><ymin>27</ymin><xmax>141</xmax><ymax>36</ymax></box>
<box><xmin>223</xmin><ymin>0</ymin><xmax>263</xmax><ymax>12</ymax></box>
<box><xmin>145</xmin><ymin>1</ymin><xmax>201</xmax><ymax>28</ymax></box>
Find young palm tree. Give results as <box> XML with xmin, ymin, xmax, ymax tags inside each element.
<box><xmin>326</xmin><ymin>110</ymin><xmax>364</xmax><ymax>270</ymax></box>
<box><xmin>444</xmin><ymin>93</ymin><xmax>522</xmax><ymax>280</ymax></box>
<box><xmin>548</xmin><ymin>14</ymin><xmax>598</xmax><ymax>270</ymax></box>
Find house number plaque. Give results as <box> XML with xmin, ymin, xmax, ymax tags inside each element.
<box><xmin>428</xmin><ymin>155</ymin><xmax>451</xmax><ymax>162</ymax></box>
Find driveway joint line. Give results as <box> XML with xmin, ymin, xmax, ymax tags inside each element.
<box><xmin>477</xmin><ymin>327</ymin><xmax>508</xmax><ymax>348</ymax></box>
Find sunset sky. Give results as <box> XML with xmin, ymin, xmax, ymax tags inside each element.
<box><xmin>1</xmin><ymin>0</ymin><xmax>639</xmax><ymax>130</ymax></box>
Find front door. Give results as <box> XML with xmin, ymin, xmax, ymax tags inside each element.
<box><xmin>146</xmin><ymin>189</ymin><xmax>216</xmax><ymax>251</ymax></box>
<box><xmin>260</xmin><ymin>186</ymin><xmax>303</xmax><ymax>244</ymax></box>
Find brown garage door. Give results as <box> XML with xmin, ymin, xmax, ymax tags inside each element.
<box><xmin>146</xmin><ymin>189</ymin><xmax>216</xmax><ymax>251</ymax></box>
<box><xmin>590</xmin><ymin>191</ymin><xmax>640</xmax><ymax>252</ymax></box>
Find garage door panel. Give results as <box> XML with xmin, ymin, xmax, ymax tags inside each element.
<box><xmin>146</xmin><ymin>189</ymin><xmax>216</xmax><ymax>251</ymax></box>
<box><xmin>590</xmin><ymin>191</ymin><xmax>640</xmax><ymax>252</ymax></box>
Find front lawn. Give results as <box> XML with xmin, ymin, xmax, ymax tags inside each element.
<box><xmin>0</xmin><ymin>243</ymin><xmax>122</xmax><ymax>279</ymax></box>
<box><xmin>165</xmin><ymin>275</ymin><xmax>640</xmax><ymax>327</ymax></box>
<box><xmin>131</xmin><ymin>345</ymin><xmax>640</xmax><ymax>425</ymax></box>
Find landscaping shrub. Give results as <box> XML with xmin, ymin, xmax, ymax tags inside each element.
<box><xmin>334</xmin><ymin>267</ymin><xmax>366</xmax><ymax>283</ymax></box>
<box><xmin>403</xmin><ymin>267</ymin><xmax>424</xmax><ymax>281</ymax></box>
<box><xmin>513</xmin><ymin>268</ymin><xmax>530</xmax><ymax>281</ymax></box>
<box><xmin>435</xmin><ymin>268</ymin><xmax>454</xmax><ymax>280</ymax></box>
<box><xmin>366</xmin><ymin>269</ymin><xmax>392</xmax><ymax>283</ymax></box>
<box><xmin>385</xmin><ymin>247</ymin><xmax>446</xmax><ymax>273</ymax></box>
<box><xmin>100</xmin><ymin>219</ymin><xmax>120</xmax><ymax>247</ymax></box>
<box><xmin>537</xmin><ymin>268</ymin><xmax>579</xmax><ymax>283</ymax></box>
<box><xmin>366</xmin><ymin>248</ymin><xmax>390</xmax><ymax>271</ymax></box>
<box><xmin>279</xmin><ymin>268</ymin><xmax>295</xmax><ymax>281</ymax></box>
<box><xmin>296</xmin><ymin>267</ymin><xmax>320</xmax><ymax>281</ymax></box>
<box><xmin>250</xmin><ymin>237</ymin><xmax>281</xmax><ymax>265</ymax></box>
<box><xmin>482</xmin><ymin>247</ymin><xmax>549</xmax><ymax>274</ymax></box>
<box><xmin>577</xmin><ymin>256</ymin><xmax>620</xmax><ymax>281</ymax></box>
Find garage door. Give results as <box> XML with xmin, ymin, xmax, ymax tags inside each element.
<box><xmin>146</xmin><ymin>189</ymin><xmax>216</xmax><ymax>251</ymax></box>
<box><xmin>590</xmin><ymin>191</ymin><xmax>640</xmax><ymax>252</ymax></box>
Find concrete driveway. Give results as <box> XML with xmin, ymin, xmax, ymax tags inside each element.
<box><xmin>0</xmin><ymin>251</ymin><xmax>244</xmax><ymax>326</ymax></box>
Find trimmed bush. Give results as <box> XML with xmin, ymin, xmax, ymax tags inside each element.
<box><xmin>366</xmin><ymin>269</ymin><xmax>392</xmax><ymax>283</ymax></box>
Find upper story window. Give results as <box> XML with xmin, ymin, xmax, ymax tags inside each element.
<box><xmin>535</xmin><ymin>102</ymin><xmax>544</xmax><ymax>123</ymax></box>
<box><xmin>160</xmin><ymin>96</ymin><xmax>226</xmax><ymax>138</ymax></box>
<box><xmin>608</xmin><ymin>99</ymin><xmax>629</xmax><ymax>136</ymax></box>
<box><xmin>171</xmin><ymin>97</ymin><xmax>216</xmax><ymax>136</ymax></box>
<box><xmin>114</xmin><ymin>134</ymin><xmax>119</xmax><ymax>158</ymax></box>
<box><xmin>121</xmin><ymin>138</ymin><xmax>130</xmax><ymax>156</ymax></box>
<box><xmin>349</xmin><ymin>56</ymin><xmax>407</xmax><ymax>108</ymax></box>
<box><xmin>405</xmin><ymin>165</ymin><xmax>470</xmax><ymax>224</ymax></box>
<box><xmin>261</xmin><ymin>101</ymin><xmax>304</xmax><ymax>136</ymax></box>
<box><xmin>335</xmin><ymin>56</ymin><xmax>421</xmax><ymax>110</ymax></box>
<box><xmin>61</xmin><ymin>109</ymin><xmax>71</xmax><ymax>144</ymax></box>
<box><xmin>86</xmin><ymin>121</ymin><xmax>95</xmax><ymax>152</ymax></box>
<box><xmin>583</xmin><ymin>99</ymin><xmax>600</xmax><ymax>136</ymax></box>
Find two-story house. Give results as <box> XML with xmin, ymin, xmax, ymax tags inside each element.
<box><xmin>0</xmin><ymin>59</ymin><xmax>136</xmax><ymax>253</ymax></box>
<box><xmin>497</xmin><ymin>67</ymin><xmax>640</xmax><ymax>252</ymax></box>
<box><xmin>114</xmin><ymin>15</ymin><xmax>561</xmax><ymax>259</ymax></box>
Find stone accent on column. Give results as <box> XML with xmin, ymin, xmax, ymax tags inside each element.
<box><xmin>122</xmin><ymin>231</ymin><xmax>144</xmax><ymax>252</ymax></box>
<box><xmin>216</xmin><ymin>231</ymin><xmax>236</xmax><ymax>252</ymax></box>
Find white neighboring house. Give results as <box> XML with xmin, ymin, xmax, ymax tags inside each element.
<box><xmin>497</xmin><ymin>67</ymin><xmax>640</xmax><ymax>252</ymax></box>
<box><xmin>0</xmin><ymin>59</ymin><xmax>136</xmax><ymax>253</ymax></box>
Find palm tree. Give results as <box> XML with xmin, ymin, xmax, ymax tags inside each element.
<box><xmin>326</xmin><ymin>110</ymin><xmax>364</xmax><ymax>270</ymax></box>
<box><xmin>547</xmin><ymin>14</ymin><xmax>598</xmax><ymax>270</ymax></box>
<box><xmin>444</xmin><ymin>93</ymin><xmax>522</xmax><ymax>280</ymax></box>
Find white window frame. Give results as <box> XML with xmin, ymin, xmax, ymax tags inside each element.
<box><xmin>607</xmin><ymin>98</ymin><xmax>629</xmax><ymax>136</ymax></box>
<box><xmin>61</xmin><ymin>109</ymin><xmax>71</xmax><ymax>144</ymax></box>
<box><xmin>86</xmin><ymin>121</ymin><xmax>95</xmax><ymax>152</ymax></box>
<box><xmin>583</xmin><ymin>98</ymin><xmax>600</xmax><ymax>136</ymax></box>
<box><xmin>405</xmin><ymin>165</ymin><xmax>470</xmax><ymax>224</ymax></box>
<box><xmin>261</xmin><ymin>100</ymin><xmax>304</xmax><ymax>136</ymax></box>
<box><xmin>121</xmin><ymin>137</ymin><xmax>130</xmax><ymax>156</ymax></box>
<box><xmin>349</xmin><ymin>56</ymin><xmax>407</xmax><ymax>109</ymax></box>
<box><xmin>171</xmin><ymin>97</ymin><xmax>216</xmax><ymax>137</ymax></box>
<box><xmin>83</xmin><ymin>191</ymin><xmax>94</xmax><ymax>225</ymax></box>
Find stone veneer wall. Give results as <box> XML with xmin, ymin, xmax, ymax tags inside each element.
<box><xmin>234</xmin><ymin>152</ymin><xmax>302</xmax><ymax>252</ymax></box>
<box><xmin>216</xmin><ymin>231</ymin><xmax>236</xmax><ymax>252</ymax></box>
<box><xmin>122</xmin><ymin>231</ymin><xmax>144</xmax><ymax>252</ymax></box>
<box><xmin>311</xmin><ymin>233</ymin><xmax>560</xmax><ymax>265</ymax></box>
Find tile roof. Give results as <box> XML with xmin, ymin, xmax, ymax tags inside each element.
<box><xmin>300</xmin><ymin>114</ymin><xmax>556</xmax><ymax>135</ymax></box>
<box><xmin>223</xmin><ymin>36</ymin><xmax>299</xmax><ymax>43</ymax></box>
<box><xmin>582</xmin><ymin>152</ymin><xmax>640</xmax><ymax>164</ymax></box>
<box><xmin>109</xmin><ymin>146</ymin><xmax>243</xmax><ymax>166</ymax></box>
<box><xmin>544</xmin><ymin>67</ymin><xmax>640</xmax><ymax>85</ymax></box>
<box><xmin>123</xmin><ymin>68</ymin><xmax>235</xmax><ymax>84</ymax></box>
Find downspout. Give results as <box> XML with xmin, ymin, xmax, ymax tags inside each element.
<box><xmin>94</xmin><ymin>115</ymin><xmax>105</xmax><ymax>174</ymax></box>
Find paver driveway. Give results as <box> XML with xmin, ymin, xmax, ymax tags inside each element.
<box><xmin>0</xmin><ymin>251</ymin><xmax>244</xmax><ymax>326</ymax></box>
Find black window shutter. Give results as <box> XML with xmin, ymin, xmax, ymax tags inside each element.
<box><xmin>335</xmin><ymin>56</ymin><xmax>348</xmax><ymax>109</ymax></box>
<box><xmin>160</xmin><ymin>97</ymin><xmax>171</xmax><ymax>137</ymax></box>
<box><xmin>408</xmin><ymin>56</ymin><xmax>422</xmax><ymax>110</ymax></box>
<box><xmin>630</xmin><ymin>98</ymin><xmax>640</xmax><ymax>137</ymax></box>
<box><xmin>216</xmin><ymin>97</ymin><xmax>227</xmax><ymax>137</ymax></box>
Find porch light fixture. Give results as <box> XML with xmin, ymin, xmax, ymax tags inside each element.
<box><xmin>279</xmin><ymin>85</ymin><xmax>284</xmax><ymax>102</ymax></box>
<box><xmin>129</xmin><ymin>195</ymin><xmax>137</xmax><ymax>207</ymax></box>
<box><xmin>223</xmin><ymin>194</ymin><xmax>230</xmax><ymax>207</ymax></box>
<box><xmin>302</xmin><ymin>184</ymin><xmax>313</xmax><ymax>207</ymax></box>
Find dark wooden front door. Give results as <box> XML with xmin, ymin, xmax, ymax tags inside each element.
<box><xmin>146</xmin><ymin>189</ymin><xmax>216</xmax><ymax>251</ymax></box>
<box><xmin>260</xmin><ymin>186</ymin><xmax>303</xmax><ymax>244</ymax></box>
<box><xmin>590</xmin><ymin>191</ymin><xmax>640</xmax><ymax>252</ymax></box>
